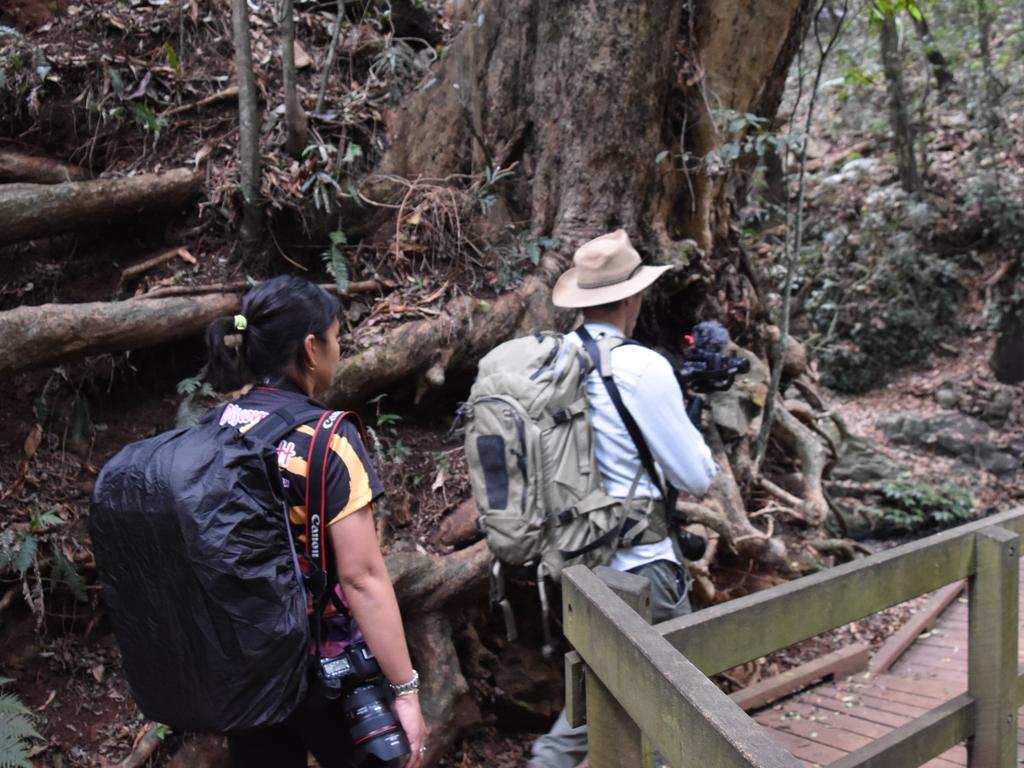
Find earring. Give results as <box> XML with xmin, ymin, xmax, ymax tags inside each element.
<box><xmin>308</xmin><ymin>364</ymin><xmax>316</xmax><ymax>372</ymax></box>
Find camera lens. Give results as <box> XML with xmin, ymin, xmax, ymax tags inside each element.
<box><xmin>343</xmin><ymin>684</ymin><xmax>410</xmax><ymax>765</ymax></box>
<box><xmin>678</xmin><ymin>531</ymin><xmax>707</xmax><ymax>561</ymax></box>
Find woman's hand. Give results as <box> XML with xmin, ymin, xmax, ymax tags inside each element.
<box><xmin>393</xmin><ymin>693</ymin><xmax>427</xmax><ymax>768</ymax></box>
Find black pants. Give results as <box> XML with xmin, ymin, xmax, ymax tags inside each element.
<box><xmin>227</xmin><ymin>699</ymin><xmax>355</xmax><ymax>768</ymax></box>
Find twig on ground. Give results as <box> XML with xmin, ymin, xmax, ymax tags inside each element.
<box><xmin>162</xmin><ymin>86</ymin><xmax>239</xmax><ymax>118</ymax></box>
<box><xmin>118</xmin><ymin>723</ymin><xmax>168</xmax><ymax>768</ymax></box>
<box><xmin>119</xmin><ymin>247</ymin><xmax>189</xmax><ymax>287</ymax></box>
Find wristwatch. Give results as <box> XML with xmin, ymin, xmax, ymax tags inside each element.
<box><xmin>390</xmin><ymin>669</ymin><xmax>420</xmax><ymax>696</ymax></box>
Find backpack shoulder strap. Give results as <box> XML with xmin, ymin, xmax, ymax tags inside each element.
<box><xmin>576</xmin><ymin>326</ymin><xmax>670</xmax><ymax>502</ymax></box>
<box><xmin>245</xmin><ymin>400</ymin><xmax>326</xmax><ymax>445</ymax></box>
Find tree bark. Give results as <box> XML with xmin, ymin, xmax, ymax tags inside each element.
<box><xmin>0</xmin><ymin>150</ymin><xmax>88</xmax><ymax>183</ymax></box>
<box><xmin>281</xmin><ymin>0</ymin><xmax>308</xmax><ymax>159</ymax></box>
<box><xmin>0</xmin><ymin>169</ymin><xmax>200</xmax><ymax>247</ymax></box>
<box><xmin>910</xmin><ymin>13</ymin><xmax>955</xmax><ymax>97</ymax></box>
<box><xmin>878</xmin><ymin>11</ymin><xmax>921</xmax><ymax>193</ymax></box>
<box><xmin>0</xmin><ymin>293</ymin><xmax>240</xmax><ymax>379</ymax></box>
<box><xmin>386</xmin><ymin>539</ymin><xmax>491</xmax><ymax>614</ymax></box>
<box><xmin>232</xmin><ymin>0</ymin><xmax>263</xmax><ymax>241</ymax></box>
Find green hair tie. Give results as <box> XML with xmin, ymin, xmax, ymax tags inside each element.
<box><xmin>233</xmin><ymin>314</ymin><xmax>248</xmax><ymax>332</ymax></box>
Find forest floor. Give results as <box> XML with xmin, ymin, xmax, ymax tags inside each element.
<box><xmin>2</xmin><ymin>1</ymin><xmax>1023</xmax><ymax>766</ymax></box>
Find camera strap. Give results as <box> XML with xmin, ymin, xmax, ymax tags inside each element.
<box><xmin>576</xmin><ymin>326</ymin><xmax>680</xmax><ymax>517</ymax></box>
<box><xmin>305</xmin><ymin>409</ymin><xmax>364</xmax><ymax>659</ymax></box>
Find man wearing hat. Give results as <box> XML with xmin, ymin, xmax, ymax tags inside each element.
<box><xmin>528</xmin><ymin>230</ymin><xmax>718</xmax><ymax>768</ymax></box>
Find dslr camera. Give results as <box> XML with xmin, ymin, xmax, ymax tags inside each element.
<box><xmin>310</xmin><ymin>642</ymin><xmax>410</xmax><ymax>766</ymax></box>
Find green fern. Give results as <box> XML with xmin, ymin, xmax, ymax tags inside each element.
<box><xmin>13</xmin><ymin>535</ymin><xmax>36</xmax><ymax>579</ymax></box>
<box><xmin>0</xmin><ymin>679</ymin><xmax>39</xmax><ymax>768</ymax></box>
<box><xmin>50</xmin><ymin>548</ymin><xmax>87</xmax><ymax>603</ymax></box>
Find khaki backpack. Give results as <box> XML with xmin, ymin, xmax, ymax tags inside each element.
<box><xmin>462</xmin><ymin>331</ymin><xmax>658</xmax><ymax>651</ymax></box>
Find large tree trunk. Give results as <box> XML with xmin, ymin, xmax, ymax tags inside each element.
<box><xmin>329</xmin><ymin>0</ymin><xmax>813</xmax><ymax>402</ymax></box>
<box><xmin>878</xmin><ymin>11</ymin><xmax>921</xmax><ymax>193</ymax></box>
<box><xmin>0</xmin><ymin>169</ymin><xmax>200</xmax><ymax>247</ymax></box>
<box><xmin>0</xmin><ymin>294</ymin><xmax>239</xmax><ymax>378</ymax></box>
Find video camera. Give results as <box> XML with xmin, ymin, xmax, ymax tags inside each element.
<box><xmin>676</xmin><ymin>320</ymin><xmax>751</xmax><ymax>425</ymax></box>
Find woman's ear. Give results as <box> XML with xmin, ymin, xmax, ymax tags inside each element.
<box><xmin>302</xmin><ymin>332</ymin><xmax>318</xmax><ymax>370</ymax></box>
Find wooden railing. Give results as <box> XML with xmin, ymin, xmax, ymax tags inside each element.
<box><xmin>562</xmin><ymin>506</ymin><xmax>1024</xmax><ymax>768</ymax></box>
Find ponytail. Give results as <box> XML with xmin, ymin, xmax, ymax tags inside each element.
<box><xmin>204</xmin><ymin>316</ymin><xmax>249</xmax><ymax>392</ymax></box>
<box><xmin>203</xmin><ymin>276</ymin><xmax>340</xmax><ymax>392</ymax></box>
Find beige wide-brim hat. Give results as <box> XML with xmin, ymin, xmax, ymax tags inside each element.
<box><xmin>552</xmin><ymin>229</ymin><xmax>672</xmax><ymax>309</ymax></box>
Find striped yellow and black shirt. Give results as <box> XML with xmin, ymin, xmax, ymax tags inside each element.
<box><xmin>221</xmin><ymin>382</ymin><xmax>384</xmax><ymax>555</ymax></box>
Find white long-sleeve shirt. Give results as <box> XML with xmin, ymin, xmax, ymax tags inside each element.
<box><xmin>573</xmin><ymin>321</ymin><xmax>718</xmax><ymax>571</ymax></box>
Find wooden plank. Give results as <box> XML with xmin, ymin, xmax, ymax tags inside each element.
<box><xmin>828</xmin><ymin>693</ymin><xmax>973</xmax><ymax>768</ymax></box>
<box><xmin>565</xmin><ymin>567</ymin><xmax>653</xmax><ymax>729</ymax></box>
<box><xmin>756</xmin><ymin>710</ymin><xmax>873</xmax><ymax>751</ymax></box>
<box><xmin>870</xmin><ymin>581</ymin><xmax>966</xmax><ymax>673</ymax></box>
<box><xmin>660</xmin><ymin>509</ymin><xmax>1024</xmax><ymax>676</ymax></box>
<box><xmin>731</xmin><ymin>644</ymin><xmax>870</xmax><ymax>711</ymax></box>
<box><xmin>766</xmin><ymin>728</ymin><xmax>849</xmax><ymax>765</ymax></box>
<box><xmin>564</xmin><ymin>567</ymin><xmax>651</xmax><ymax>728</ymax></box>
<box><xmin>565</xmin><ymin>651</ymin><xmax>586</xmax><ymax>729</ymax></box>
<box><xmin>587</xmin><ymin>668</ymin><xmax>644</xmax><ymax>768</ymax></box>
<box><xmin>967</xmin><ymin>526</ymin><xmax>1019</xmax><ymax>767</ymax></box>
<box><xmin>594</xmin><ymin>566</ymin><xmax>653</xmax><ymax>621</ymax></box>
<box><xmin>796</xmin><ymin>691</ymin><xmax>912</xmax><ymax>728</ymax></box>
<box><xmin>563</xmin><ymin>566</ymin><xmax>802</xmax><ymax>768</ymax></box>
<box><xmin>760</xmin><ymin>701</ymin><xmax>894</xmax><ymax>739</ymax></box>
<box><xmin>869</xmin><ymin>673</ymin><xmax>963</xmax><ymax>701</ymax></box>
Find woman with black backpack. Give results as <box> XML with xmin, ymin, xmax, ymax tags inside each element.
<box><xmin>204</xmin><ymin>276</ymin><xmax>427</xmax><ymax>767</ymax></box>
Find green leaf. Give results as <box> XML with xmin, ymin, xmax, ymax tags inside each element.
<box><xmin>341</xmin><ymin>143</ymin><xmax>363</xmax><ymax>165</ymax></box>
<box><xmin>328</xmin><ymin>230</ymin><xmax>347</xmax><ymax>246</ymax></box>
<box><xmin>50</xmin><ymin>547</ymin><xmax>87</xmax><ymax>603</ymax></box>
<box><xmin>330</xmin><ymin>246</ymin><xmax>349</xmax><ymax>294</ymax></box>
<box><xmin>164</xmin><ymin>42</ymin><xmax>181</xmax><ymax>75</ymax></box>
<box><xmin>15</xmin><ymin>535</ymin><xmax>36</xmax><ymax>578</ymax></box>
<box><xmin>128</xmin><ymin>101</ymin><xmax>164</xmax><ymax>136</ymax></box>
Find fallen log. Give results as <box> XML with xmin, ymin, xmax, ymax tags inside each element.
<box><xmin>386</xmin><ymin>539</ymin><xmax>491</xmax><ymax>614</ymax></box>
<box><xmin>327</xmin><ymin>260</ymin><xmax>566</xmax><ymax>407</ymax></box>
<box><xmin>0</xmin><ymin>168</ymin><xmax>200</xmax><ymax>247</ymax></box>
<box><xmin>0</xmin><ymin>150</ymin><xmax>88</xmax><ymax>183</ymax></box>
<box><xmin>0</xmin><ymin>293</ymin><xmax>240</xmax><ymax>379</ymax></box>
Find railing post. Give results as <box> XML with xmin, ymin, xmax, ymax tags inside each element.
<box><xmin>579</xmin><ymin>567</ymin><xmax>653</xmax><ymax>768</ymax></box>
<box><xmin>968</xmin><ymin>526</ymin><xmax>1019</xmax><ymax>767</ymax></box>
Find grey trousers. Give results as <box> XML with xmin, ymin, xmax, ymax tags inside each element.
<box><xmin>528</xmin><ymin>559</ymin><xmax>693</xmax><ymax>768</ymax></box>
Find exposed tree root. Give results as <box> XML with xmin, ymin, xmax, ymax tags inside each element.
<box><xmin>683</xmin><ymin>424</ymin><xmax>789</xmax><ymax>571</ymax></box>
<box><xmin>386</xmin><ymin>539</ymin><xmax>491</xmax><ymax>614</ymax></box>
<box><xmin>0</xmin><ymin>293</ymin><xmax>240</xmax><ymax>379</ymax></box>
<box><xmin>0</xmin><ymin>168</ymin><xmax>200</xmax><ymax>247</ymax></box>
<box><xmin>406</xmin><ymin>612</ymin><xmax>482</xmax><ymax>765</ymax></box>
<box><xmin>770</xmin><ymin>405</ymin><xmax>830</xmax><ymax>526</ymax></box>
<box><xmin>0</xmin><ymin>150</ymin><xmax>87</xmax><ymax>183</ymax></box>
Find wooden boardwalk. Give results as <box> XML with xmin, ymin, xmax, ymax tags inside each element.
<box><xmin>754</xmin><ymin>580</ymin><xmax>1024</xmax><ymax>767</ymax></box>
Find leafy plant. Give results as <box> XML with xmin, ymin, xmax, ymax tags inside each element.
<box><xmin>176</xmin><ymin>374</ymin><xmax>218</xmax><ymax>428</ymax></box>
<box><xmin>366</xmin><ymin>395</ymin><xmax>410</xmax><ymax>465</ymax></box>
<box><xmin>0</xmin><ymin>678</ymin><xmax>40</xmax><ymax>768</ymax></box>
<box><xmin>322</xmin><ymin>230</ymin><xmax>349</xmax><ymax>293</ymax></box>
<box><xmin>0</xmin><ymin>507</ymin><xmax>86</xmax><ymax>621</ymax></box>
<box><xmin>877</xmin><ymin>480</ymin><xmax>973</xmax><ymax>531</ymax></box>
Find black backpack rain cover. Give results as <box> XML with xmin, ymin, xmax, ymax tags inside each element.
<box><xmin>89</xmin><ymin>404</ymin><xmax>322</xmax><ymax>733</ymax></box>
